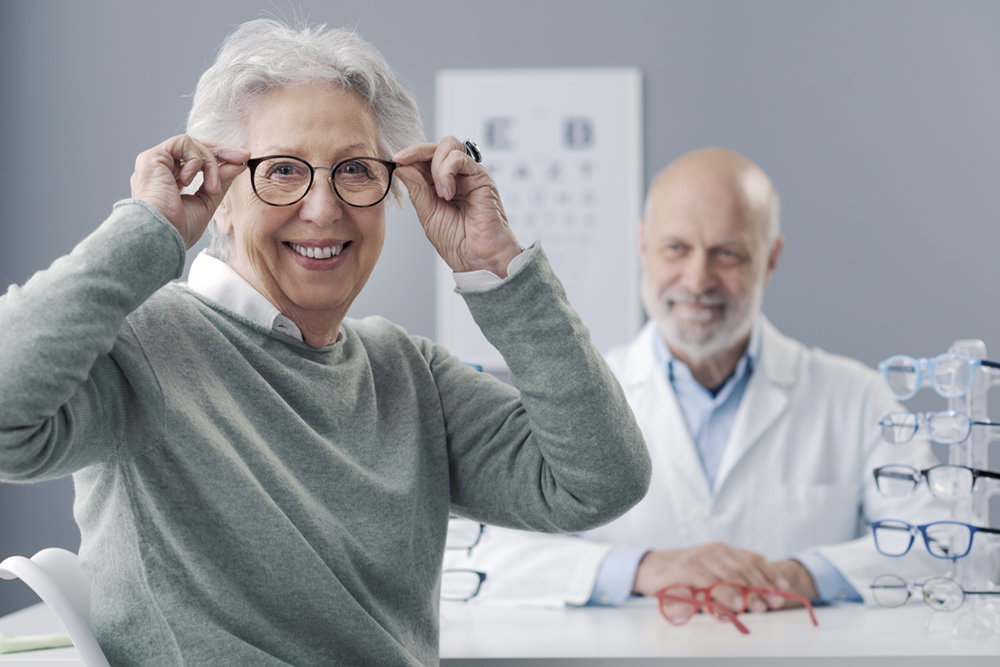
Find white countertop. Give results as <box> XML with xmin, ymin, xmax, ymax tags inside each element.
<box><xmin>439</xmin><ymin>596</ymin><xmax>1000</xmax><ymax>661</ymax></box>
<box><xmin>2</xmin><ymin>597</ymin><xmax>998</xmax><ymax>665</ymax></box>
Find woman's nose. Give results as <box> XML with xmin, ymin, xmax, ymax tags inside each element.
<box><xmin>299</xmin><ymin>169</ymin><xmax>344</xmax><ymax>226</ymax></box>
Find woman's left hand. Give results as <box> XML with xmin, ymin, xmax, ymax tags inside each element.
<box><xmin>394</xmin><ymin>136</ymin><xmax>522</xmax><ymax>278</ymax></box>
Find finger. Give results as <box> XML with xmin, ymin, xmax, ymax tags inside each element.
<box><xmin>185</xmin><ymin>140</ymin><xmax>249</xmax><ymax>196</ymax></box>
<box><xmin>760</xmin><ymin>563</ymin><xmax>796</xmax><ymax>609</ymax></box>
<box><xmin>431</xmin><ymin>137</ymin><xmax>472</xmax><ymax>200</ymax></box>
<box><xmin>191</xmin><ymin>139</ymin><xmax>226</xmax><ymax>195</ymax></box>
<box><xmin>393</xmin><ymin>164</ymin><xmax>437</xmax><ymax>217</ymax></box>
<box><xmin>699</xmin><ymin>551</ymin><xmax>772</xmax><ymax>611</ymax></box>
<box><xmin>201</xmin><ymin>144</ymin><xmax>250</xmax><ymax>195</ymax></box>
<box><xmin>159</xmin><ymin>136</ymin><xmax>214</xmax><ymax>193</ymax></box>
<box><xmin>434</xmin><ymin>149</ymin><xmax>485</xmax><ymax>201</ymax></box>
<box><xmin>160</xmin><ymin>135</ymin><xmax>207</xmax><ymax>187</ymax></box>
<box><xmin>393</xmin><ymin>141</ymin><xmax>441</xmax><ymax>166</ymax></box>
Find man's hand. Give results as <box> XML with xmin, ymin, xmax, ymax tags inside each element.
<box><xmin>632</xmin><ymin>542</ymin><xmax>814</xmax><ymax>613</ymax></box>
<box><xmin>765</xmin><ymin>558</ymin><xmax>818</xmax><ymax>607</ymax></box>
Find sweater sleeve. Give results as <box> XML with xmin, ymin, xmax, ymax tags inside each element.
<box><xmin>434</xmin><ymin>242</ymin><xmax>652</xmax><ymax>533</ymax></box>
<box><xmin>0</xmin><ymin>200</ymin><xmax>186</xmax><ymax>481</ymax></box>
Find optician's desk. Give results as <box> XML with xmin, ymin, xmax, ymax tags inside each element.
<box><xmin>1</xmin><ymin>598</ymin><xmax>998</xmax><ymax>666</ymax></box>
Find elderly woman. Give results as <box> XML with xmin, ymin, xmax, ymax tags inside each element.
<box><xmin>0</xmin><ymin>19</ymin><xmax>649</xmax><ymax>666</ymax></box>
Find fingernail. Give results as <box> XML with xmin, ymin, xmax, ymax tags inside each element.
<box><xmin>750</xmin><ymin>600</ymin><xmax>766</xmax><ymax>613</ymax></box>
<box><xmin>434</xmin><ymin>182</ymin><xmax>443</xmax><ymax>198</ymax></box>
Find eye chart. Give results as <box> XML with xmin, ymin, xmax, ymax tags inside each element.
<box><xmin>435</xmin><ymin>68</ymin><xmax>644</xmax><ymax>372</ymax></box>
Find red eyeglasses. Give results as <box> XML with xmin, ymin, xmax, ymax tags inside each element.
<box><xmin>656</xmin><ymin>581</ymin><xmax>819</xmax><ymax>634</ymax></box>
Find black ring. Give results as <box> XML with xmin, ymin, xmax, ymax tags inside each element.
<box><xmin>464</xmin><ymin>139</ymin><xmax>482</xmax><ymax>163</ymax></box>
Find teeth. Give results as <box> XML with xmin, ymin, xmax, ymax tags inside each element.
<box><xmin>290</xmin><ymin>243</ymin><xmax>344</xmax><ymax>259</ymax></box>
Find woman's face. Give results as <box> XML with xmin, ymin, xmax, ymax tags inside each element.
<box><xmin>217</xmin><ymin>83</ymin><xmax>385</xmax><ymax>334</ymax></box>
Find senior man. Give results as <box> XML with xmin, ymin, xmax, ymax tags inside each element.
<box><xmin>444</xmin><ymin>147</ymin><xmax>946</xmax><ymax>611</ymax></box>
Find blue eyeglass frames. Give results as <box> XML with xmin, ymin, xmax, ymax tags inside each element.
<box><xmin>878</xmin><ymin>353</ymin><xmax>1000</xmax><ymax>401</ymax></box>
<box><xmin>871</xmin><ymin>519</ymin><xmax>1000</xmax><ymax>560</ymax></box>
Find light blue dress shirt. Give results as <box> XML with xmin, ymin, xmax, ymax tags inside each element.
<box><xmin>586</xmin><ymin>319</ymin><xmax>862</xmax><ymax>606</ymax></box>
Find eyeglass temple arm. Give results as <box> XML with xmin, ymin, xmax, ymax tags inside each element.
<box><xmin>706</xmin><ymin>600</ymin><xmax>751</xmax><ymax>634</ymax></box>
<box><xmin>746</xmin><ymin>587</ymin><xmax>819</xmax><ymax>626</ymax></box>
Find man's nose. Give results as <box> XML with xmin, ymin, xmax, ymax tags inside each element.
<box><xmin>680</xmin><ymin>251</ymin><xmax>714</xmax><ymax>293</ymax></box>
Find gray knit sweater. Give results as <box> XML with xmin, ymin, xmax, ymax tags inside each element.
<box><xmin>0</xmin><ymin>200</ymin><xmax>650</xmax><ymax>666</ymax></box>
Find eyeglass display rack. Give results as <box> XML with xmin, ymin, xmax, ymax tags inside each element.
<box><xmin>930</xmin><ymin>339</ymin><xmax>1000</xmax><ymax>636</ymax></box>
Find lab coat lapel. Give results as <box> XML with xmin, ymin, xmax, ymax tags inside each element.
<box><xmin>714</xmin><ymin>318</ymin><xmax>798</xmax><ymax>491</ymax></box>
<box><xmin>619</xmin><ymin>323</ymin><xmax>713</xmax><ymax>503</ymax></box>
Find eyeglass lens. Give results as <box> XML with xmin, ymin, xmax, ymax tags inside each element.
<box><xmin>922</xmin><ymin>578</ymin><xmax>966</xmax><ymax>612</ymax></box>
<box><xmin>659</xmin><ymin>585</ymin><xmax>699</xmax><ymax>623</ymax></box>
<box><xmin>874</xmin><ymin>464</ymin><xmax>976</xmax><ymax>499</ymax></box>
<box><xmin>880</xmin><ymin>411</ymin><xmax>973</xmax><ymax>445</ymax></box>
<box><xmin>446</xmin><ymin>515</ymin><xmax>485</xmax><ymax>551</ymax></box>
<box><xmin>870</xmin><ymin>573</ymin><xmax>911</xmax><ymax>607</ymax></box>
<box><xmin>870</xmin><ymin>574</ymin><xmax>966</xmax><ymax>612</ymax></box>
<box><xmin>252</xmin><ymin>156</ymin><xmax>393</xmax><ymax>207</ymax></box>
<box><xmin>880</xmin><ymin>354</ymin><xmax>975</xmax><ymax>400</ymax></box>
<box><xmin>873</xmin><ymin>520</ymin><xmax>973</xmax><ymax>559</ymax></box>
<box><xmin>441</xmin><ymin>569</ymin><xmax>486</xmax><ymax>601</ymax></box>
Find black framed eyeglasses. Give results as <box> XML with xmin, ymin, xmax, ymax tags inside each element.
<box><xmin>446</xmin><ymin>514</ymin><xmax>485</xmax><ymax>553</ymax></box>
<box><xmin>873</xmin><ymin>464</ymin><xmax>1000</xmax><ymax>500</ymax></box>
<box><xmin>441</xmin><ymin>569</ymin><xmax>487</xmax><ymax>602</ymax></box>
<box><xmin>245</xmin><ymin>155</ymin><xmax>398</xmax><ymax>207</ymax></box>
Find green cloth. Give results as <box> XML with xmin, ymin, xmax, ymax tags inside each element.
<box><xmin>0</xmin><ymin>632</ymin><xmax>73</xmax><ymax>654</ymax></box>
<box><xmin>0</xmin><ymin>200</ymin><xmax>650</xmax><ymax>666</ymax></box>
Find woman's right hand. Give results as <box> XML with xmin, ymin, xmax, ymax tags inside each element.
<box><xmin>130</xmin><ymin>135</ymin><xmax>249</xmax><ymax>249</ymax></box>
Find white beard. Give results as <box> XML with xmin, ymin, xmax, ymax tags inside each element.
<box><xmin>642</xmin><ymin>277</ymin><xmax>763</xmax><ymax>361</ymax></box>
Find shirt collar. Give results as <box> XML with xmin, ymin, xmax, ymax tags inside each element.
<box><xmin>653</xmin><ymin>318</ymin><xmax>762</xmax><ymax>397</ymax></box>
<box><xmin>186</xmin><ymin>251</ymin><xmax>305</xmax><ymax>342</ymax></box>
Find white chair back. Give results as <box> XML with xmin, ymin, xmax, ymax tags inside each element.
<box><xmin>0</xmin><ymin>548</ymin><xmax>110</xmax><ymax>667</ymax></box>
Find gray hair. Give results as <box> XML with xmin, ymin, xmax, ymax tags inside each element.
<box><xmin>186</xmin><ymin>18</ymin><xmax>425</xmax><ymax>260</ymax></box>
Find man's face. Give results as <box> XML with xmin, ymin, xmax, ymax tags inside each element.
<box><xmin>639</xmin><ymin>172</ymin><xmax>777</xmax><ymax>360</ymax></box>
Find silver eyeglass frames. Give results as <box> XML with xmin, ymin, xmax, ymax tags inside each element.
<box><xmin>873</xmin><ymin>464</ymin><xmax>1000</xmax><ymax>500</ymax></box>
<box><xmin>878</xmin><ymin>410</ymin><xmax>996</xmax><ymax>446</ymax></box>
<box><xmin>870</xmin><ymin>573</ymin><xmax>1000</xmax><ymax>612</ymax></box>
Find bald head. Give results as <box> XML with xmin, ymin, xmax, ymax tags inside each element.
<box><xmin>639</xmin><ymin>148</ymin><xmax>784</xmax><ymax>373</ymax></box>
<box><xmin>644</xmin><ymin>147</ymin><xmax>780</xmax><ymax>250</ymax></box>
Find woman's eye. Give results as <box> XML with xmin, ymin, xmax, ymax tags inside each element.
<box><xmin>264</xmin><ymin>161</ymin><xmax>309</xmax><ymax>181</ymax></box>
<box><xmin>337</xmin><ymin>160</ymin><xmax>375</xmax><ymax>180</ymax></box>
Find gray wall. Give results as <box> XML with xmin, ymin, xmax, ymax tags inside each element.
<box><xmin>1</xmin><ymin>1</ymin><xmax>998</xmax><ymax>616</ymax></box>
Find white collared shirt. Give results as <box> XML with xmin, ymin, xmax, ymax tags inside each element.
<box><xmin>186</xmin><ymin>251</ymin><xmax>308</xmax><ymax>342</ymax></box>
<box><xmin>184</xmin><ymin>250</ymin><xmax>528</xmax><ymax>343</ymax></box>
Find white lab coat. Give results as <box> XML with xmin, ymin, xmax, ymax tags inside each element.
<box><xmin>444</xmin><ymin>317</ymin><xmax>950</xmax><ymax>606</ymax></box>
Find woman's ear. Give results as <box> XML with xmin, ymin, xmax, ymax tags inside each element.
<box><xmin>215</xmin><ymin>193</ymin><xmax>234</xmax><ymax>235</ymax></box>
